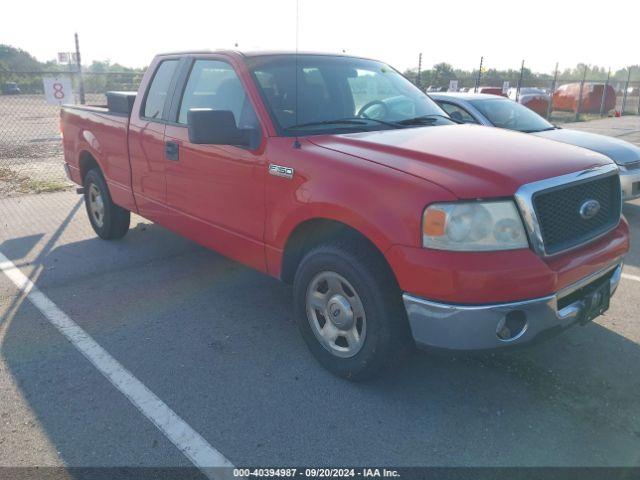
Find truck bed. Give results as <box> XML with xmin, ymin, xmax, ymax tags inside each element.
<box><xmin>61</xmin><ymin>101</ymin><xmax>137</xmax><ymax>212</ymax></box>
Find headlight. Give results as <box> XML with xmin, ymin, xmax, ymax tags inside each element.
<box><xmin>422</xmin><ymin>200</ymin><xmax>528</xmax><ymax>251</ymax></box>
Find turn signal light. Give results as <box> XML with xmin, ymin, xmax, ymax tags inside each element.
<box><xmin>423</xmin><ymin>208</ymin><xmax>446</xmax><ymax>236</ymax></box>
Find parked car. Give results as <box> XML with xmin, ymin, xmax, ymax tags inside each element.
<box><xmin>553</xmin><ymin>83</ymin><xmax>616</xmax><ymax>114</ymax></box>
<box><xmin>475</xmin><ymin>86</ymin><xmax>507</xmax><ymax>97</ymax></box>
<box><xmin>2</xmin><ymin>82</ymin><xmax>21</xmax><ymax>95</ymax></box>
<box><xmin>431</xmin><ymin>92</ymin><xmax>640</xmax><ymax>201</ymax></box>
<box><xmin>61</xmin><ymin>51</ymin><xmax>628</xmax><ymax>380</ymax></box>
<box><xmin>508</xmin><ymin>87</ymin><xmax>551</xmax><ymax>116</ymax></box>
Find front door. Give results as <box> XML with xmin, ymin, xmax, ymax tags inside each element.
<box><xmin>163</xmin><ymin>58</ymin><xmax>266</xmax><ymax>271</ymax></box>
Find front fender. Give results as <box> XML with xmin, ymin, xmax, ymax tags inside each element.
<box><xmin>263</xmin><ymin>137</ymin><xmax>457</xmax><ymax>277</ymax></box>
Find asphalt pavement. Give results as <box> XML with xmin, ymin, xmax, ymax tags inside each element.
<box><xmin>1</xmin><ymin>118</ymin><xmax>640</xmax><ymax>473</ymax></box>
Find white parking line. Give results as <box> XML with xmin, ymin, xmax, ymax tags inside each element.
<box><xmin>0</xmin><ymin>252</ymin><xmax>234</xmax><ymax>479</ymax></box>
<box><xmin>622</xmin><ymin>272</ymin><xmax>640</xmax><ymax>283</ymax></box>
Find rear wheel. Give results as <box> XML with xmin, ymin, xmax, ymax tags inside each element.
<box><xmin>293</xmin><ymin>240</ymin><xmax>412</xmax><ymax>381</ymax></box>
<box><xmin>84</xmin><ymin>169</ymin><xmax>130</xmax><ymax>239</ymax></box>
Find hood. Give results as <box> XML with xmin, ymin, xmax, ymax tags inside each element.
<box><xmin>308</xmin><ymin>124</ymin><xmax>611</xmax><ymax>199</ymax></box>
<box><xmin>532</xmin><ymin>128</ymin><xmax>640</xmax><ymax>165</ymax></box>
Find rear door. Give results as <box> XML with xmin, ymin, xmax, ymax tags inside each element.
<box><xmin>128</xmin><ymin>58</ymin><xmax>180</xmax><ymax>220</ymax></box>
<box><xmin>163</xmin><ymin>57</ymin><xmax>267</xmax><ymax>271</ymax></box>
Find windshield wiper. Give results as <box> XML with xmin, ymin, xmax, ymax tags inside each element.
<box><xmin>288</xmin><ymin>117</ymin><xmax>402</xmax><ymax>130</ymax></box>
<box><xmin>336</xmin><ymin>117</ymin><xmax>405</xmax><ymax>128</ymax></box>
<box><xmin>397</xmin><ymin>114</ymin><xmax>459</xmax><ymax>125</ymax></box>
<box><xmin>522</xmin><ymin>126</ymin><xmax>558</xmax><ymax>133</ymax></box>
<box><xmin>287</xmin><ymin>114</ymin><xmax>449</xmax><ymax>132</ymax></box>
<box><xmin>287</xmin><ymin>119</ymin><xmax>369</xmax><ymax>130</ymax></box>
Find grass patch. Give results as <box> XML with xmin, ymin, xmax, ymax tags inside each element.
<box><xmin>0</xmin><ymin>166</ymin><xmax>18</xmax><ymax>181</ymax></box>
<box><xmin>0</xmin><ymin>166</ymin><xmax>70</xmax><ymax>195</ymax></box>
<box><xmin>550</xmin><ymin>112</ymin><xmax>604</xmax><ymax>124</ymax></box>
<box><xmin>18</xmin><ymin>178</ymin><xmax>69</xmax><ymax>194</ymax></box>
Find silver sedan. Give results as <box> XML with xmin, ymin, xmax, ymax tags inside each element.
<box><xmin>430</xmin><ymin>92</ymin><xmax>640</xmax><ymax>201</ymax></box>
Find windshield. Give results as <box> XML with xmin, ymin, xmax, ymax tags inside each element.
<box><xmin>248</xmin><ymin>55</ymin><xmax>453</xmax><ymax>136</ymax></box>
<box><xmin>469</xmin><ymin>98</ymin><xmax>554</xmax><ymax>133</ymax></box>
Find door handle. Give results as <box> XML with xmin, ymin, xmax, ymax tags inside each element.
<box><xmin>165</xmin><ymin>141</ymin><xmax>179</xmax><ymax>161</ymax></box>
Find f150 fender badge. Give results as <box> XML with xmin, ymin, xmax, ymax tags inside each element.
<box><xmin>269</xmin><ymin>164</ymin><xmax>294</xmax><ymax>180</ymax></box>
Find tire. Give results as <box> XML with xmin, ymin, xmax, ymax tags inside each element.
<box><xmin>293</xmin><ymin>239</ymin><xmax>413</xmax><ymax>381</ymax></box>
<box><xmin>83</xmin><ymin>168</ymin><xmax>130</xmax><ymax>240</ymax></box>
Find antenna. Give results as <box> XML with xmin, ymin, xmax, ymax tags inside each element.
<box><xmin>293</xmin><ymin>0</ymin><xmax>301</xmax><ymax>149</ymax></box>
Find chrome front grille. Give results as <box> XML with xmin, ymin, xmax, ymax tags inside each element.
<box><xmin>514</xmin><ymin>164</ymin><xmax>621</xmax><ymax>257</ymax></box>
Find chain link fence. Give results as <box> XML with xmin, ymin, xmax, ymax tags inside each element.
<box><xmin>1</xmin><ymin>65</ymin><xmax>639</xmax><ymax>197</ymax></box>
<box><xmin>0</xmin><ymin>70</ymin><xmax>142</xmax><ymax>197</ymax></box>
<box><xmin>413</xmin><ymin>68</ymin><xmax>640</xmax><ymax>123</ymax></box>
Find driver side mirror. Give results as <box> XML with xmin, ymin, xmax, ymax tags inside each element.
<box><xmin>187</xmin><ymin>109</ymin><xmax>254</xmax><ymax>147</ymax></box>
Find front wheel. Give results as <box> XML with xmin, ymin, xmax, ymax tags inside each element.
<box><xmin>84</xmin><ymin>169</ymin><xmax>130</xmax><ymax>240</ymax></box>
<box><xmin>293</xmin><ymin>241</ymin><xmax>412</xmax><ymax>381</ymax></box>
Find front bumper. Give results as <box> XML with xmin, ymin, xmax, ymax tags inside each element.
<box><xmin>620</xmin><ymin>168</ymin><xmax>640</xmax><ymax>201</ymax></box>
<box><xmin>403</xmin><ymin>262</ymin><xmax>622</xmax><ymax>350</ymax></box>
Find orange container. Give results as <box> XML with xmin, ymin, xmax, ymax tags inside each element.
<box><xmin>552</xmin><ymin>83</ymin><xmax>616</xmax><ymax>113</ymax></box>
<box><xmin>520</xmin><ymin>95</ymin><xmax>551</xmax><ymax>116</ymax></box>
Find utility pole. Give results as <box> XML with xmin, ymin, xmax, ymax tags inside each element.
<box><xmin>599</xmin><ymin>67</ymin><xmax>611</xmax><ymax>117</ymax></box>
<box><xmin>621</xmin><ymin>67</ymin><xmax>632</xmax><ymax>115</ymax></box>
<box><xmin>546</xmin><ymin>62</ymin><xmax>558</xmax><ymax>120</ymax></box>
<box><xmin>417</xmin><ymin>53</ymin><xmax>422</xmax><ymax>90</ymax></box>
<box><xmin>474</xmin><ymin>56</ymin><xmax>483</xmax><ymax>93</ymax></box>
<box><xmin>575</xmin><ymin>65</ymin><xmax>588</xmax><ymax>121</ymax></box>
<box><xmin>74</xmin><ymin>32</ymin><xmax>85</xmax><ymax>104</ymax></box>
<box><xmin>516</xmin><ymin>59</ymin><xmax>525</xmax><ymax>102</ymax></box>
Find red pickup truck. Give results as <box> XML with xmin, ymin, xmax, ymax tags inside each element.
<box><xmin>61</xmin><ymin>51</ymin><xmax>629</xmax><ymax>380</ymax></box>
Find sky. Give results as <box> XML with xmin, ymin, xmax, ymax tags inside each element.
<box><xmin>3</xmin><ymin>0</ymin><xmax>639</xmax><ymax>74</ymax></box>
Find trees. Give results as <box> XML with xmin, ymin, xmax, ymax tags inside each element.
<box><xmin>82</xmin><ymin>60</ymin><xmax>145</xmax><ymax>93</ymax></box>
<box><xmin>0</xmin><ymin>45</ymin><xmax>44</xmax><ymax>72</ymax></box>
<box><xmin>403</xmin><ymin>62</ymin><xmax>637</xmax><ymax>90</ymax></box>
<box><xmin>0</xmin><ymin>45</ymin><xmax>146</xmax><ymax>94</ymax></box>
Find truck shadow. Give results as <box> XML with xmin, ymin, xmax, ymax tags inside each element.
<box><xmin>622</xmin><ymin>201</ymin><xmax>639</xmax><ymax>268</ymax></box>
<box><xmin>1</xmin><ymin>221</ymin><xmax>639</xmax><ymax>468</ymax></box>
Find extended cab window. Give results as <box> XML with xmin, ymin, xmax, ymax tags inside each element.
<box><xmin>143</xmin><ymin>60</ymin><xmax>178</xmax><ymax>119</ymax></box>
<box><xmin>178</xmin><ymin>60</ymin><xmax>258</xmax><ymax>128</ymax></box>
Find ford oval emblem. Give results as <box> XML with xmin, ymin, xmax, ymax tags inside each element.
<box><xmin>579</xmin><ymin>199</ymin><xmax>601</xmax><ymax>220</ymax></box>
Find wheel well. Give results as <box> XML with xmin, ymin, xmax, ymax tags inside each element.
<box><xmin>79</xmin><ymin>151</ymin><xmax>100</xmax><ymax>182</ymax></box>
<box><xmin>280</xmin><ymin>219</ymin><xmax>390</xmax><ymax>284</ymax></box>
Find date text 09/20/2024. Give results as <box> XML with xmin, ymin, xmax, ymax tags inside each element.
<box><xmin>233</xmin><ymin>468</ymin><xmax>400</xmax><ymax>477</ymax></box>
